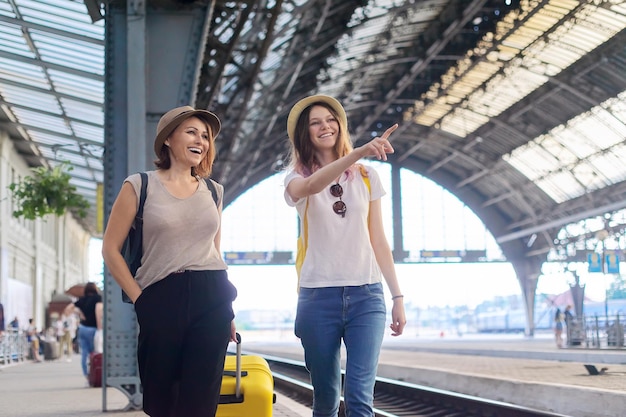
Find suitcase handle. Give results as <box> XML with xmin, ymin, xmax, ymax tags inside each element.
<box><xmin>234</xmin><ymin>332</ymin><xmax>242</xmax><ymax>399</ymax></box>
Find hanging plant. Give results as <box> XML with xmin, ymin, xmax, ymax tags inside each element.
<box><xmin>8</xmin><ymin>162</ymin><xmax>90</xmax><ymax>220</ymax></box>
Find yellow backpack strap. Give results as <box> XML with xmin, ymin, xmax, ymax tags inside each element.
<box><xmin>358</xmin><ymin>164</ymin><xmax>371</xmax><ymax>193</ymax></box>
<box><xmin>295</xmin><ymin>197</ymin><xmax>309</xmax><ymax>292</ymax></box>
<box><xmin>358</xmin><ymin>165</ymin><xmax>372</xmax><ymax>223</ymax></box>
<box><xmin>362</xmin><ymin>175</ymin><xmax>371</xmax><ymax>193</ymax></box>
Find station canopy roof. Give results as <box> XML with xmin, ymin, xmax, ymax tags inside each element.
<box><xmin>2</xmin><ymin>0</ymin><xmax>626</xmax><ymax>261</ymax></box>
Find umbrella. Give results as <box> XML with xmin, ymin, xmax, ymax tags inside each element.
<box><xmin>65</xmin><ymin>283</ymin><xmax>86</xmax><ymax>298</ymax></box>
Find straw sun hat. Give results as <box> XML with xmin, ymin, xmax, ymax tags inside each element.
<box><xmin>287</xmin><ymin>95</ymin><xmax>347</xmax><ymax>141</ymax></box>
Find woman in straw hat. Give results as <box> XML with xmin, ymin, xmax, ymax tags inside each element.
<box><xmin>102</xmin><ymin>106</ymin><xmax>237</xmax><ymax>417</ymax></box>
<box><xmin>284</xmin><ymin>95</ymin><xmax>406</xmax><ymax>416</ymax></box>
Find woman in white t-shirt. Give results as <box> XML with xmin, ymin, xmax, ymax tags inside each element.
<box><xmin>284</xmin><ymin>95</ymin><xmax>406</xmax><ymax>417</ymax></box>
<box><xmin>55</xmin><ymin>313</ymin><xmax>73</xmax><ymax>361</ymax></box>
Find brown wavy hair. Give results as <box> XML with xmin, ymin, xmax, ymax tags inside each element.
<box><xmin>154</xmin><ymin>115</ymin><xmax>217</xmax><ymax>178</ymax></box>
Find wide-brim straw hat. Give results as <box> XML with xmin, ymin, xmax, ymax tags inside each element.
<box><xmin>154</xmin><ymin>106</ymin><xmax>221</xmax><ymax>157</ymax></box>
<box><xmin>287</xmin><ymin>95</ymin><xmax>347</xmax><ymax>141</ymax></box>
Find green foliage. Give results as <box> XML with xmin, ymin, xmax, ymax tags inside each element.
<box><xmin>8</xmin><ymin>162</ymin><xmax>90</xmax><ymax>220</ymax></box>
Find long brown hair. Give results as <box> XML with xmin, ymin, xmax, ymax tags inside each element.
<box><xmin>154</xmin><ymin>116</ymin><xmax>217</xmax><ymax>178</ymax></box>
<box><xmin>287</xmin><ymin>102</ymin><xmax>353</xmax><ymax>176</ymax></box>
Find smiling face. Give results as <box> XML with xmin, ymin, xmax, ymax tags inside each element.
<box><xmin>164</xmin><ymin>116</ymin><xmax>211</xmax><ymax>167</ymax></box>
<box><xmin>308</xmin><ymin>105</ymin><xmax>340</xmax><ymax>152</ymax></box>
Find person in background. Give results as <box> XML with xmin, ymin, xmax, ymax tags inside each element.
<box><xmin>0</xmin><ymin>303</ymin><xmax>4</xmax><ymax>337</ymax></box>
<box><xmin>564</xmin><ymin>304</ymin><xmax>574</xmax><ymax>323</ymax></box>
<box><xmin>27</xmin><ymin>318</ymin><xmax>42</xmax><ymax>362</ymax></box>
<box><xmin>9</xmin><ymin>316</ymin><xmax>19</xmax><ymax>330</ymax></box>
<box><xmin>284</xmin><ymin>94</ymin><xmax>406</xmax><ymax>417</ymax></box>
<box><xmin>56</xmin><ymin>312</ymin><xmax>74</xmax><ymax>361</ymax></box>
<box><xmin>102</xmin><ymin>105</ymin><xmax>237</xmax><ymax>417</ymax></box>
<box><xmin>93</xmin><ymin>299</ymin><xmax>103</xmax><ymax>354</ymax></box>
<box><xmin>553</xmin><ymin>307</ymin><xmax>564</xmax><ymax>348</ymax></box>
<box><xmin>64</xmin><ymin>282</ymin><xmax>101</xmax><ymax>380</ymax></box>
<box><xmin>67</xmin><ymin>311</ymin><xmax>78</xmax><ymax>354</ymax></box>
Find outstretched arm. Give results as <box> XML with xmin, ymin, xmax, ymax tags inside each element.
<box><xmin>287</xmin><ymin>124</ymin><xmax>397</xmax><ymax>200</ymax></box>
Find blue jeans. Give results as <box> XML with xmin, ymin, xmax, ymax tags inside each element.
<box><xmin>295</xmin><ymin>283</ymin><xmax>386</xmax><ymax>417</ymax></box>
<box><xmin>78</xmin><ymin>324</ymin><xmax>97</xmax><ymax>376</ymax></box>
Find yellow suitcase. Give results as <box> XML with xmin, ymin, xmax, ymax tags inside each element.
<box><xmin>217</xmin><ymin>334</ymin><xmax>275</xmax><ymax>417</ymax></box>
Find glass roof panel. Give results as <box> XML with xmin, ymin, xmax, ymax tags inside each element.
<box><xmin>14</xmin><ymin>107</ymin><xmax>70</xmax><ymax>133</ymax></box>
<box><xmin>0</xmin><ymin>61</ymin><xmax>48</xmax><ymax>88</ymax></box>
<box><xmin>505</xmin><ymin>90</ymin><xmax>626</xmax><ymax>203</ymax></box>
<box><xmin>412</xmin><ymin>1</ymin><xmax>626</xmax><ymax>137</ymax></box>
<box><xmin>405</xmin><ymin>0</ymin><xmax>626</xmax><ymax>205</ymax></box>
<box><xmin>60</xmin><ymin>99</ymin><xmax>102</xmax><ymax>124</ymax></box>
<box><xmin>70</xmin><ymin>121</ymin><xmax>103</xmax><ymax>143</ymax></box>
<box><xmin>48</xmin><ymin>72</ymin><xmax>103</xmax><ymax>104</ymax></box>
<box><xmin>18</xmin><ymin>0</ymin><xmax>103</xmax><ymax>37</ymax></box>
<box><xmin>324</xmin><ymin>0</ymin><xmax>446</xmax><ymax>95</ymax></box>
<box><xmin>29</xmin><ymin>31</ymin><xmax>104</xmax><ymax>74</ymax></box>
<box><xmin>0</xmin><ymin>23</ymin><xmax>32</xmax><ymax>57</ymax></box>
<box><xmin>52</xmin><ymin>148</ymin><xmax>89</xmax><ymax>166</ymax></box>
<box><xmin>2</xmin><ymin>84</ymin><xmax>59</xmax><ymax>110</ymax></box>
<box><xmin>0</xmin><ymin>0</ymin><xmax>104</xmax><ymax>230</ymax></box>
<box><xmin>505</xmin><ymin>141</ymin><xmax>559</xmax><ymax>180</ymax></box>
<box><xmin>70</xmin><ymin>177</ymin><xmax>98</xmax><ymax>193</ymax></box>
<box><xmin>569</xmin><ymin>160</ymin><xmax>607</xmax><ymax>190</ymax></box>
<box><xmin>30</xmin><ymin>131</ymin><xmax>76</xmax><ymax>147</ymax></box>
<box><xmin>535</xmin><ymin>170</ymin><xmax>585</xmax><ymax>202</ymax></box>
<box><xmin>536</xmin><ymin>136</ymin><xmax>578</xmax><ymax>166</ymax></box>
<box><xmin>590</xmin><ymin>144</ymin><xmax>626</xmax><ymax>184</ymax></box>
<box><xmin>550</xmin><ymin>128</ymin><xmax>596</xmax><ymax>160</ymax></box>
<box><xmin>67</xmin><ymin>164</ymin><xmax>97</xmax><ymax>180</ymax></box>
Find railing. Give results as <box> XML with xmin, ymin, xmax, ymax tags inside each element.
<box><xmin>566</xmin><ymin>314</ymin><xmax>625</xmax><ymax>348</ymax></box>
<box><xmin>0</xmin><ymin>329</ymin><xmax>29</xmax><ymax>365</ymax></box>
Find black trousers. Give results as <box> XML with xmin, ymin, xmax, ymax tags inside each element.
<box><xmin>134</xmin><ymin>270</ymin><xmax>237</xmax><ymax>417</ymax></box>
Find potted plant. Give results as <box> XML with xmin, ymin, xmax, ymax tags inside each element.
<box><xmin>8</xmin><ymin>162</ymin><xmax>90</xmax><ymax>220</ymax></box>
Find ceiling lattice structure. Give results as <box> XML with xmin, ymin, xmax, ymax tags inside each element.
<box><xmin>2</xmin><ymin>0</ymin><xmax>626</xmax><ymax>263</ymax></box>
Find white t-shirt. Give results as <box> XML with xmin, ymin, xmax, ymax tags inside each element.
<box><xmin>55</xmin><ymin>318</ymin><xmax>66</xmax><ymax>337</ymax></box>
<box><xmin>284</xmin><ymin>165</ymin><xmax>385</xmax><ymax>288</ymax></box>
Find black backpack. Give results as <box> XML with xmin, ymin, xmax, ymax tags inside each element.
<box><xmin>121</xmin><ymin>173</ymin><xmax>219</xmax><ymax>303</ymax></box>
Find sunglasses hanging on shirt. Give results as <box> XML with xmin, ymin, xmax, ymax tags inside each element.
<box><xmin>330</xmin><ymin>183</ymin><xmax>346</xmax><ymax>217</ymax></box>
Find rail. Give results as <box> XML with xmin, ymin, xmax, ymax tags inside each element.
<box><xmin>568</xmin><ymin>313</ymin><xmax>625</xmax><ymax>348</ymax></box>
<box><xmin>0</xmin><ymin>329</ymin><xmax>29</xmax><ymax>366</ymax></box>
<box><xmin>256</xmin><ymin>352</ymin><xmax>571</xmax><ymax>417</ymax></box>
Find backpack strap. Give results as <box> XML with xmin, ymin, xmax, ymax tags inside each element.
<box><xmin>358</xmin><ymin>165</ymin><xmax>372</xmax><ymax>224</ymax></box>
<box><xmin>358</xmin><ymin>164</ymin><xmax>371</xmax><ymax>194</ymax></box>
<box><xmin>121</xmin><ymin>172</ymin><xmax>148</xmax><ymax>303</ymax></box>
<box><xmin>295</xmin><ymin>198</ymin><xmax>309</xmax><ymax>292</ymax></box>
<box><xmin>205</xmin><ymin>178</ymin><xmax>220</xmax><ymax>207</ymax></box>
<box><xmin>137</xmin><ymin>172</ymin><xmax>148</xmax><ymax>219</ymax></box>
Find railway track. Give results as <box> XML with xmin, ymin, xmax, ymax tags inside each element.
<box><xmin>250</xmin><ymin>352</ymin><xmax>571</xmax><ymax>417</ymax></box>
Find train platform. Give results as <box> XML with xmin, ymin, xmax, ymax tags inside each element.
<box><xmin>0</xmin><ymin>354</ymin><xmax>310</xmax><ymax>417</ymax></box>
<box><xmin>2</xmin><ymin>332</ymin><xmax>624</xmax><ymax>417</ymax></box>
<box><xmin>243</xmin><ymin>331</ymin><xmax>626</xmax><ymax>417</ymax></box>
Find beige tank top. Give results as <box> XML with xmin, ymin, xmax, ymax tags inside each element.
<box><xmin>125</xmin><ymin>170</ymin><xmax>227</xmax><ymax>290</ymax></box>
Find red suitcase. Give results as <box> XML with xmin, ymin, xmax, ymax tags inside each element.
<box><xmin>88</xmin><ymin>352</ymin><xmax>103</xmax><ymax>387</ymax></box>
